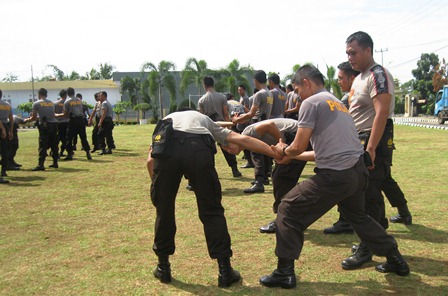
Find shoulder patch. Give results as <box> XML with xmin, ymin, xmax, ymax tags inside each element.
<box><xmin>370</xmin><ymin>64</ymin><xmax>389</xmax><ymax>94</ymax></box>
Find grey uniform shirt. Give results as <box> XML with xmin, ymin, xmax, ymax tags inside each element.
<box><xmin>64</xmin><ymin>96</ymin><xmax>84</xmax><ymax>117</ymax></box>
<box><xmin>270</xmin><ymin>88</ymin><xmax>287</xmax><ymax>118</ymax></box>
<box><xmin>242</xmin><ymin>118</ymin><xmax>298</xmax><ymax>145</ymax></box>
<box><xmin>298</xmin><ymin>89</ymin><xmax>363</xmax><ymax>170</ymax></box>
<box><xmin>33</xmin><ymin>98</ymin><xmax>57</xmax><ymax>124</ymax></box>
<box><xmin>101</xmin><ymin>100</ymin><xmax>113</xmax><ymax>118</ymax></box>
<box><xmin>165</xmin><ymin>111</ymin><xmax>232</xmax><ymax>145</ymax></box>
<box><xmin>198</xmin><ymin>90</ymin><xmax>227</xmax><ymax>121</ymax></box>
<box><xmin>54</xmin><ymin>98</ymin><xmax>69</xmax><ymax>123</ymax></box>
<box><xmin>252</xmin><ymin>87</ymin><xmax>273</xmax><ymax>120</ymax></box>
<box><xmin>0</xmin><ymin>100</ymin><xmax>12</xmax><ymax>124</ymax></box>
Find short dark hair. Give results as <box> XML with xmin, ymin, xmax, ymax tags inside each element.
<box><xmin>59</xmin><ymin>89</ymin><xmax>67</xmax><ymax>97</ymax></box>
<box><xmin>226</xmin><ymin>93</ymin><xmax>234</xmax><ymax>100</ymax></box>
<box><xmin>101</xmin><ymin>91</ymin><xmax>108</xmax><ymax>98</ymax></box>
<box><xmin>67</xmin><ymin>87</ymin><xmax>75</xmax><ymax>96</ymax></box>
<box><xmin>38</xmin><ymin>88</ymin><xmax>48</xmax><ymax>97</ymax></box>
<box><xmin>286</xmin><ymin>84</ymin><xmax>294</xmax><ymax>92</ymax></box>
<box><xmin>203</xmin><ymin>76</ymin><xmax>214</xmax><ymax>87</ymax></box>
<box><xmin>254</xmin><ymin>70</ymin><xmax>267</xmax><ymax>84</ymax></box>
<box><xmin>268</xmin><ymin>73</ymin><xmax>280</xmax><ymax>85</ymax></box>
<box><xmin>346</xmin><ymin>31</ymin><xmax>374</xmax><ymax>52</ymax></box>
<box><xmin>238</xmin><ymin>84</ymin><xmax>246</xmax><ymax>90</ymax></box>
<box><xmin>292</xmin><ymin>65</ymin><xmax>324</xmax><ymax>86</ymax></box>
<box><xmin>76</xmin><ymin>93</ymin><xmax>83</xmax><ymax>99</ymax></box>
<box><xmin>337</xmin><ymin>61</ymin><xmax>360</xmax><ymax>78</ymax></box>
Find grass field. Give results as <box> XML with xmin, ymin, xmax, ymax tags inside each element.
<box><xmin>1</xmin><ymin>124</ymin><xmax>447</xmax><ymax>295</ymax></box>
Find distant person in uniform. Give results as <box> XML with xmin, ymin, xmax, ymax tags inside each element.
<box><xmin>88</xmin><ymin>93</ymin><xmax>101</xmax><ymax>152</ymax></box>
<box><xmin>284</xmin><ymin>84</ymin><xmax>301</xmax><ymax>120</ymax></box>
<box><xmin>259</xmin><ymin>65</ymin><xmax>409</xmax><ymax>289</ymax></box>
<box><xmin>0</xmin><ymin>119</ymin><xmax>9</xmax><ymax>183</ymax></box>
<box><xmin>232</xmin><ymin>70</ymin><xmax>274</xmax><ymax>193</ymax></box>
<box><xmin>198</xmin><ymin>76</ymin><xmax>242</xmax><ymax>177</ymax></box>
<box><xmin>24</xmin><ymin>88</ymin><xmax>59</xmax><ymax>170</ymax></box>
<box><xmin>56</xmin><ymin>87</ymin><xmax>92</xmax><ymax>161</ymax></box>
<box><xmin>7</xmin><ymin>115</ymin><xmax>24</xmax><ymax>170</ymax></box>
<box><xmin>54</xmin><ymin>89</ymin><xmax>69</xmax><ymax>157</ymax></box>
<box><xmin>147</xmin><ymin>109</ymin><xmax>281</xmax><ymax>287</ymax></box>
<box><xmin>97</xmin><ymin>91</ymin><xmax>115</xmax><ymax>155</ymax></box>
<box><xmin>268</xmin><ymin>73</ymin><xmax>287</xmax><ymax>119</ymax></box>
<box><xmin>0</xmin><ymin>89</ymin><xmax>14</xmax><ymax>178</ymax></box>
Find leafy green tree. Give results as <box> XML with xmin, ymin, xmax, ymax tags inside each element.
<box><xmin>282</xmin><ymin>64</ymin><xmax>302</xmax><ymax>86</ymax></box>
<box><xmin>141</xmin><ymin>60</ymin><xmax>176</xmax><ymax>119</ymax></box>
<box><xmin>214</xmin><ymin>59</ymin><xmax>252</xmax><ymax>96</ymax></box>
<box><xmin>180</xmin><ymin>58</ymin><xmax>210</xmax><ymax>96</ymax></box>
<box><xmin>133</xmin><ymin>103</ymin><xmax>151</xmax><ymax>119</ymax></box>
<box><xmin>412</xmin><ymin>53</ymin><xmax>439</xmax><ymax>100</ymax></box>
<box><xmin>113</xmin><ymin>101</ymin><xmax>132</xmax><ymax>123</ymax></box>
<box><xmin>1</xmin><ymin>73</ymin><xmax>19</xmax><ymax>82</ymax></box>
<box><xmin>17</xmin><ymin>102</ymin><xmax>33</xmax><ymax>114</ymax></box>
<box><xmin>99</xmin><ymin>63</ymin><xmax>115</xmax><ymax>79</ymax></box>
<box><xmin>120</xmin><ymin>76</ymin><xmax>141</xmax><ymax>106</ymax></box>
<box><xmin>432</xmin><ymin>58</ymin><xmax>447</xmax><ymax>93</ymax></box>
<box><xmin>324</xmin><ymin>65</ymin><xmax>342</xmax><ymax>99</ymax></box>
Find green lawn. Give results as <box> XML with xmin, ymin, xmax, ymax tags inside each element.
<box><xmin>1</xmin><ymin>124</ymin><xmax>447</xmax><ymax>295</ymax></box>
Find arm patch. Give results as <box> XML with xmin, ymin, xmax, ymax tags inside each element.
<box><xmin>370</xmin><ymin>65</ymin><xmax>389</xmax><ymax>94</ymax></box>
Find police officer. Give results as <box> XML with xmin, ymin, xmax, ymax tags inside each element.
<box><xmin>88</xmin><ymin>93</ymin><xmax>101</xmax><ymax>152</ymax></box>
<box><xmin>232</xmin><ymin>70</ymin><xmax>274</xmax><ymax>193</ymax></box>
<box><xmin>24</xmin><ymin>88</ymin><xmax>59</xmax><ymax>170</ymax></box>
<box><xmin>97</xmin><ymin>91</ymin><xmax>114</xmax><ymax>155</ymax></box>
<box><xmin>56</xmin><ymin>87</ymin><xmax>91</xmax><ymax>161</ymax></box>
<box><xmin>0</xmin><ymin>120</ymin><xmax>9</xmax><ymax>183</ymax></box>
<box><xmin>147</xmin><ymin>109</ymin><xmax>280</xmax><ymax>287</ymax></box>
<box><xmin>241</xmin><ymin>118</ymin><xmax>312</xmax><ymax>233</ymax></box>
<box><xmin>54</xmin><ymin>89</ymin><xmax>69</xmax><ymax>157</ymax></box>
<box><xmin>0</xmin><ymin>89</ymin><xmax>14</xmax><ymax>178</ymax></box>
<box><xmin>198</xmin><ymin>76</ymin><xmax>242</xmax><ymax>177</ymax></box>
<box><xmin>259</xmin><ymin>65</ymin><xmax>409</xmax><ymax>289</ymax></box>
<box><xmin>341</xmin><ymin>31</ymin><xmax>411</xmax><ymax>269</ymax></box>
<box><xmin>7</xmin><ymin>115</ymin><xmax>24</xmax><ymax>170</ymax></box>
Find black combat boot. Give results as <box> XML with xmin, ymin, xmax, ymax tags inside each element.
<box><xmin>375</xmin><ymin>246</ymin><xmax>410</xmax><ymax>276</ymax></box>
<box><xmin>390</xmin><ymin>204</ymin><xmax>412</xmax><ymax>225</ymax></box>
<box><xmin>259</xmin><ymin>258</ymin><xmax>296</xmax><ymax>289</ymax></box>
<box><xmin>341</xmin><ymin>243</ymin><xmax>372</xmax><ymax>270</ymax></box>
<box><xmin>153</xmin><ymin>255</ymin><xmax>172</xmax><ymax>283</ymax></box>
<box><xmin>231</xmin><ymin>165</ymin><xmax>242</xmax><ymax>177</ymax></box>
<box><xmin>217</xmin><ymin>257</ymin><xmax>241</xmax><ymax>288</ymax></box>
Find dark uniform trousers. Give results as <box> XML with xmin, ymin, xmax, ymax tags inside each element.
<box><xmin>363</xmin><ymin>118</ymin><xmax>397</xmax><ymax>229</ymax></box>
<box><xmin>99</xmin><ymin>117</ymin><xmax>114</xmax><ymax>151</ymax></box>
<box><xmin>92</xmin><ymin>116</ymin><xmax>100</xmax><ymax>149</ymax></box>
<box><xmin>66</xmin><ymin>116</ymin><xmax>90</xmax><ymax>154</ymax></box>
<box><xmin>251</xmin><ymin>152</ymin><xmax>271</xmax><ymax>181</ymax></box>
<box><xmin>151</xmin><ymin>132</ymin><xmax>232</xmax><ymax>259</ymax></box>
<box><xmin>220</xmin><ymin>147</ymin><xmax>237</xmax><ymax>167</ymax></box>
<box><xmin>271</xmin><ymin>159</ymin><xmax>307</xmax><ymax>213</ymax></box>
<box><xmin>38</xmin><ymin>122</ymin><xmax>59</xmax><ymax>165</ymax></box>
<box><xmin>57</xmin><ymin>122</ymin><xmax>68</xmax><ymax>153</ymax></box>
<box><xmin>8</xmin><ymin>121</ymin><xmax>19</xmax><ymax>164</ymax></box>
<box><xmin>0</xmin><ymin>123</ymin><xmax>11</xmax><ymax>174</ymax></box>
<box><xmin>275</xmin><ymin>156</ymin><xmax>397</xmax><ymax>259</ymax></box>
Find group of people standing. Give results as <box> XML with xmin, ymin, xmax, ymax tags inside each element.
<box><xmin>0</xmin><ymin>87</ymin><xmax>115</xmax><ymax>182</ymax></box>
<box><xmin>147</xmin><ymin>31</ymin><xmax>412</xmax><ymax>289</ymax></box>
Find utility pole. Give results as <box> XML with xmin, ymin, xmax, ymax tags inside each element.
<box><xmin>375</xmin><ymin>48</ymin><xmax>388</xmax><ymax>66</ymax></box>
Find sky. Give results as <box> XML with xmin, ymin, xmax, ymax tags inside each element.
<box><xmin>1</xmin><ymin>0</ymin><xmax>448</xmax><ymax>84</ymax></box>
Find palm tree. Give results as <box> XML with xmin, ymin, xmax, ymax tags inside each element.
<box><xmin>282</xmin><ymin>64</ymin><xmax>302</xmax><ymax>86</ymax></box>
<box><xmin>180</xmin><ymin>58</ymin><xmax>210</xmax><ymax>96</ymax></box>
<box><xmin>215</xmin><ymin>59</ymin><xmax>252</xmax><ymax>96</ymax></box>
<box><xmin>141</xmin><ymin>61</ymin><xmax>176</xmax><ymax>119</ymax></box>
<box><xmin>120</xmin><ymin>76</ymin><xmax>141</xmax><ymax>106</ymax></box>
<box><xmin>324</xmin><ymin>64</ymin><xmax>342</xmax><ymax>99</ymax></box>
<box><xmin>99</xmin><ymin>63</ymin><xmax>115</xmax><ymax>79</ymax></box>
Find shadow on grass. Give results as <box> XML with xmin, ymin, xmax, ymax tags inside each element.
<box><xmin>388</xmin><ymin>223</ymin><xmax>448</xmax><ymax>244</ymax></box>
<box><xmin>3</xmin><ymin>175</ymin><xmax>45</xmax><ymax>187</ymax></box>
<box><xmin>222</xmin><ymin>187</ymin><xmax>273</xmax><ymax>196</ymax></box>
<box><xmin>167</xmin><ymin>275</ymin><xmax>445</xmax><ymax>295</ymax></box>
